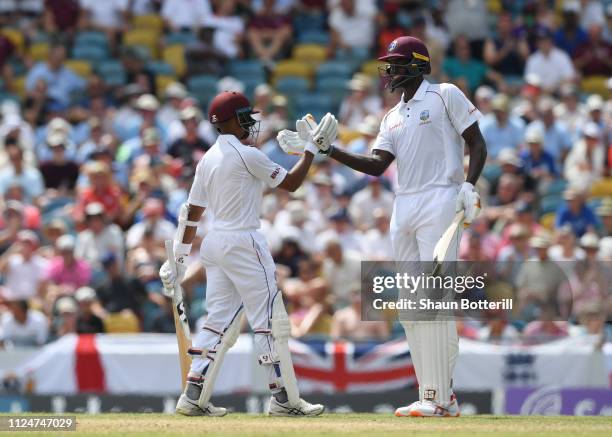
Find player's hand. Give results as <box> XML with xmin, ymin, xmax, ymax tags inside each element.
<box><xmin>456</xmin><ymin>182</ymin><xmax>481</xmax><ymax>226</ymax></box>
<box><xmin>277</xmin><ymin>114</ymin><xmax>320</xmax><ymax>155</ymax></box>
<box><xmin>159</xmin><ymin>258</ymin><xmax>187</xmax><ymax>297</ymax></box>
<box><xmin>312</xmin><ymin>113</ymin><xmax>338</xmax><ymax>154</ymax></box>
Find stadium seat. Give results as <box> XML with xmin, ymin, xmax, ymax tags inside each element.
<box><xmin>580</xmin><ymin>76</ymin><xmax>608</xmax><ymax>98</ymax></box>
<box><xmin>124</xmin><ymin>29</ymin><xmax>159</xmax><ymax>58</ymax></box>
<box><xmin>275</xmin><ymin>76</ymin><xmax>310</xmax><ymax>97</ymax></box>
<box><xmin>361</xmin><ymin>60</ymin><xmax>384</xmax><ymax>77</ymax></box>
<box><xmin>187</xmin><ymin>74</ymin><xmax>218</xmax><ymax>92</ymax></box>
<box><xmin>162</xmin><ymin>45</ymin><xmax>186</xmax><ymax>77</ymax></box>
<box><xmin>165</xmin><ymin>31</ymin><xmax>197</xmax><ymax>46</ymax></box>
<box><xmin>12</xmin><ymin>76</ymin><xmax>25</xmax><ymax>98</ymax></box>
<box><xmin>1</xmin><ymin>28</ymin><xmax>24</xmax><ymax>53</ymax></box>
<box><xmin>29</xmin><ymin>42</ymin><xmax>50</xmax><ymax>61</ymax></box>
<box><xmin>156</xmin><ymin>75</ymin><xmax>178</xmax><ymax>97</ymax></box>
<box><xmin>295</xmin><ymin>93</ymin><xmax>334</xmax><ymax>116</ymax></box>
<box><xmin>103</xmin><ymin>311</ymin><xmax>140</xmax><ymax>333</ymax></box>
<box><xmin>544</xmin><ymin>178</ymin><xmax>567</xmax><ymax>197</ymax></box>
<box><xmin>293</xmin><ymin>13</ymin><xmax>326</xmax><ymax>34</ymax></box>
<box><xmin>539</xmin><ymin>212</ymin><xmax>556</xmax><ymax>230</ymax></box>
<box><xmin>482</xmin><ymin>164</ymin><xmax>502</xmax><ymax>184</ymax></box>
<box><xmin>539</xmin><ymin>195</ymin><xmax>563</xmax><ymax>216</ymax></box>
<box><xmin>336</xmin><ymin>47</ymin><xmax>371</xmax><ymax>64</ymax></box>
<box><xmin>292</xmin><ymin>44</ymin><xmax>328</xmax><ymax>64</ymax></box>
<box><xmin>65</xmin><ymin>60</ymin><xmax>93</xmax><ymax>78</ymax></box>
<box><xmin>316</xmin><ymin>61</ymin><xmax>355</xmax><ymax>82</ymax></box>
<box><xmin>71</xmin><ymin>45</ymin><xmax>108</xmax><ymax>63</ymax></box>
<box><xmin>226</xmin><ymin>59</ymin><xmax>265</xmax><ymax>77</ymax></box>
<box><xmin>297</xmin><ymin>30</ymin><xmax>330</xmax><ymax>45</ymax></box>
<box><xmin>74</xmin><ymin>31</ymin><xmax>109</xmax><ymax>50</ymax></box>
<box><xmin>590</xmin><ymin>178</ymin><xmax>612</xmax><ymax>198</ymax></box>
<box><xmin>132</xmin><ymin>14</ymin><xmax>164</xmax><ymax>33</ymax></box>
<box><xmin>317</xmin><ymin>76</ymin><xmax>350</xmax><ymax>104</ymax></box>
<box><xmin>147</xmin><ymin>61</ymin><xmax>175</xmax><ymax>76</ymax></box>
<box><xmin>96</xmin><ymin>60</ymin><xmax>127</xmax><ymax>86</ymax></box>
<box><xmin>273</xmin><ymin>60</ymin><xmax>313</xmax><ymax>83</ymax></box>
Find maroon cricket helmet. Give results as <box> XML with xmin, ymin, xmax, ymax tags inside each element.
<box><xmin>208</xmin><ymin>91</ymin><xmax>259</xmax><ymax>124</ymax></box>
<box><xmin>378</xmin><ymin>36</ymin><xmax>430</xmax><ymax>63</ymax></box>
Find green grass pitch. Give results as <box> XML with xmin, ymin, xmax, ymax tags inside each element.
<box><xmin>1</xmin><ymin>413</ymin><xmax>611</xmax><ymax>436</ymax></box>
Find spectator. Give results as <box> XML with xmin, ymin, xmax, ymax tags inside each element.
<box><xmin>53</xmin><ymin>296</ymin><xmax>78</xmax><ymax>337</ymax></box>
<box><xmin>96</xmin><ymin>253</ymin><xmax>146</xmax><ymax>315</ymax></box>
<box><xmin>483</xmin><ymin>12</ymin><xmax>529</xmax><ymax>78</ymax></box>
<box><xmin>347</xmin><ymin>115</ymin><xmax>379</xmax><ymax>154</ymax></box>
<box><xmin>444</xmin><ymin>0</ymin><xmax>489</xmax><ymax>44</ymax></box>
<box><xmin>321</xmin><ymin>238</ymin><xmax>361</xmax><ymax>308</ymax></box>
<box><xmin>564</xmin><ymin>122</ymin><xmax>606</xmax><ymax>191</ymax></box>
<box><xmin>120</xmin><ymin>47</ymin><xmax>155</xmax><ymax>94</ymax></box>
<box><xmin>0</xmin><ymin>231</ymin><xmax>47</xmax><ymax>301</ymax></box>
<box><xmin>339</xmin><ymin>73</ymin><xmax>382</xmax><ymax>130</ymax></box>
<box><xmin>42</xmin><ymin>234</ymin><xmax>92</xmax><ymax>298</ymax></box>
<box><xmin>596</xmin><ymin>197</ymin><xmax>612</xmax><ymax>237</ymax></box>
<box><xmin>246</xmin><ymin>0</ymin><xmax>292</xmax><ymax>62</ymax></box>
<box><xmin>0</xmin><ymin>142</ymin><xmax>44</xmax><ymax>204</ymax></box>
<box><xmin>161</xmin><ymin>0</ymin><xmax>211</xmax><ymax>32</ymax></box>
<box><xmin>74</xmin><ymin>286</ymin><xmax>104</xmax><ymax>333</ymax></box>
<box><xmin>553</xmin><ymin>1</ymin><xmax>588</xmax><ymax>57</ymax></box>
<box><xmin>348</xmin><ymin>176</ymin><xmax>393</xmax><ymax>230</ymax></box>
<box><xmin>126</xmin><ymin>197</ymin><xmax>175</xmax><ymax>249</ymax></box>
<box><xmin>0</xmin><ymin>298</ymin><xmax>49</xmax><ymax>347</ymax></box>
<box><xmin>522</xmin><ymin>318</ymin><xmax>569</xmax><ymax>344</ymax></box>
<box><xmin>555</xmin><ymin>188</ymin><xmax>600</xmax><ymax>238</ymax></box>
<box><xmin>204</xmin><ymin>0</ymin><xmax>244</xmax><ymax>59</ymax></box>
<box><xmin>328</xmin><ymin>0</ymin><xmax>376</xmax><ymax>56</ymax></box>
<box><xmin>43</xmin><ymin>0</ymin><xmax>81</xmax><ymax>34</ymax></box>
<box><xmin>331</xmin><ymin>290</ymin><xmax>389</xmax><ymax>341</ymax></box>
<box><xmin>524</xmin><ymin>27</ymin><xmax>576</xmax><ymax>93</ymax></box>
<box><xmin>549</xmin><ymin>224</ymin><xmax>585</xmax><ymax>264</ymax></box>
<box><xmin>477</xmin><ymin>311</ymin><xmax>519</xmax><ymax>344</ymax></box>
<box><xmin>479</xmin><ymin>94</ymin><xmax>525</xmax><ymax>159</ymax></box>
<box><xmin>39</xmin><ymin>131</ymin><xmax>80</xmax><ymax>191</ymax></box>
<box><xmin>520</xmin><ymin>127</ymin><xmax>557</xmax><ymax>181</ymax></box>
<box><xmin>157</xmin><ymin>82</ymin><xmax>188</xmax><ymax>127</ymax></box>
<box><xmin>76</xmin><ymin>161</ymin><xmax>122</xmax><ymax>223</ymax></box>
<box><xmin>526</xmin><ymin>97</ymin><xmax>572</xmax><ymax>164</ymax></box>
<box><xmin>25</xmin><ymin>42</ymin><xmax>86</xmax><ymax>106</ymax></box>
<box><xmin>168</xmin><ymin>107</ymin><xmax>210</xmax><ymax>168</ymax></box>
<box><xmin>443</xmin><ymin>35</ymin><xmax>502</xmax><ymax>94</ymax></box>
<box><xmin>75</xmin><ymin>202</ymin><xmax>125</xmax><ymax>270</ymax></box>
<box><xmin>554</xmin><ymin>84</ymin><xmax>586</xmax><ymax>139</ymax></box>
<box><xmin>79</xmin><ymin>0</ymin><xmax>129</xmax><ymax>36</ymax></box>
<box><xmin>574</xmin><ymin>23</ymin><xmax>612</xmax><ymax>78</ymax></box>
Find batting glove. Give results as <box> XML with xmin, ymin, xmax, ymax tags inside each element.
<box><xmin>277</xmin><ymin>114</ymin><xmax>320</xmax><ymax>155</ymax></box>
<box><xmin>159</xmin><ymin>249</ymin><xmax>188</xmax><ymax>297</ymax></box>
<box><xmin>455</xmin><ymin>182</ymin><xmax>481</xmax><ymax>226</ymax></box>
<box><xmin>312</xmin><ymin>113</ymin><xmax>338</xmax><ymax>154</ymax></box>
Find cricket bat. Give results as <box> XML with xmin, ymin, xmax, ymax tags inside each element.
<box><xmin>164</xmin><ymin>240</ymin><xmax>192</xmax><ymax>390</ymax></box>
<box><xmin>431</xmin><ymin>211</ymin><xmax>464</xmax><ymax>277</ymax></box>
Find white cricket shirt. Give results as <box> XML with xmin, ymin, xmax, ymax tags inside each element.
<box><xmin>373</xmin><ymin>80</ymin><xmax>482</xmax><ymax>195</ymax></box>
<box><xmin>188</xmin><ymin>134</ymin><xmax>287</xmax><ymax>231</ymax></box>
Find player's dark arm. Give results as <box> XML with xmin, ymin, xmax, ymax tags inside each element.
<box><xmin>181</xmin><ymin>204</ymin><xmax>205</xmax><ymax>245</ymax></box>
<box><xmin>278</xmin><ymin>150</ymin><xmax>315</xmax><ymax>192</ymax></box>
<box><xmin>462</xmin><ymin>122</ymin><xmax>487</xmax><ymax>185</ymax></box>
<box><xmin>328</xmin><ymin>148</ymin><xmax>395</xmax><ymax>177</ymax></box>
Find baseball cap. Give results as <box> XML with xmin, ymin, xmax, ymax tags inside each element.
<box><xmin>56</xmin><ymin>234</ymin><xmax>76</xmax><ymax>251</ymax></box>
<box><xmin>56</xmin><ymin>296</ymin><xmax>77</xmax><ymax>314</ymax></box>
<box><xmin>75</xmin><ymin>286</ymin><xmax>97</xmax><ymax>302</ymax></box>
<box><xmin>85</xmin><ymin>202</ymin><xmax>105</xmax><ymax>216</ymax></box>
<box><xmin>498</xmin><ymin>148</ymin><xmax>521</xmax><ymax>167</ymax></box>
<box><xmin>525</xmin><ymin>127</ymin><xmax>544</xmax><ymax>144</ymax></box>
<box><xmin>180</xmin><ymin>106</ymin><xmax>201</xmax><ymax>121</ymax></box>
<box><xmin>135</xmin><ymin>94</ymin><xmax>159</xmax><ymax>112</ymax></box>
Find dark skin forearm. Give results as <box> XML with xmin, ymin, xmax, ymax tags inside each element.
<box><xmin>181</xmin><ymin>205</ymin><xmax>205</xmax><ymax>245</ymax></box>
<box><xmin>278</xmin><ymin>150</ymin><xmax>315</xmax><ymax>192</ymax></box>
<box><xmin>462</xmin><ymin>122</ymin><xmax>488</xmax><ymax>185</ymax></box>
<box><xmin>328</xmin><ymin>148</ymin><xmax>395</xmax><ymax>177</ymax></box>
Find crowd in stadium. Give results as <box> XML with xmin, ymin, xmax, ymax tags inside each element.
<box><xmin>0</xmin><ymin>0</ymin><xmax>610</xmax><ymax>349</ymax></box>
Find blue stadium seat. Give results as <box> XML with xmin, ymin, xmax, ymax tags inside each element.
<box><xmin>316</xmin><ymin>77</ymin><xmax>350</xmax><ymax>104</ymax></box>
<box><xmin>544</xmin><ymin>178</ymin><xmax>568</xmax><ymax>197</ymax></box>
<box><xmin>295</xmin><ymin>93</ymin><xmax>334</xmax><ymax>116</ymax></box>
<box><xmin>482</xmin><ymin>164</ymin><xmax>502</xmax><ymax>184</ymax></box>
<box><xmin>187</xmin><ymin>74</ymin><xmax>218</xmax><ymax>92</ymax></box>
<box><xmin>275</xmin><ymin>76</ymin><xmax>310</xmax><ymax>97</ymax></box>
<box><xmin>96</xmin><ymin>60</ymin><xmax>127</xmax><ymax>86</ymax></box>
<box><xmin>165</xmin><ymin>31</ymin><xmax>197</xmax><ymax>46</ymax></box>
<box><xmin>72</xmin><ymin>44</ymin><xmax>108</xmax><ymax>62</ymax></box>
<box><xmin>316</xmin><ymin>61</ymin><xmax>355</xmax><ymax>82</ymax></box>
<box><xmin>147</xmin><ymin>61</ymin><xmax>175</xmax><ymax>76</ymax></box>
<box><xmin>297</xmin><ymin>31</ymin><xmax>330</xmax><ymax>45</ymax></box>
<box><xmin>293</xmin><ymin>13</ymin><xmax>326</xmax><ymax>34</ymax></box>
<box><xmin>74</xmin><ymin>31</ymin><xmax>109</xmax><ymax>49</ymax></box>
<box><xmin>540</xmin><ymin>195</ymin><xmax>563</xmax><ymax>216</ymax></box>
<box><xmin>226</xmin><ymin>59</ymin><xmax>265</xmax><ymax>78</ymax></box>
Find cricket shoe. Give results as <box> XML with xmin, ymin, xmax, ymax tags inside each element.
<box><xmin>395</xmin><ymin>393</ymin><xmax>460</xmax><ymax>418</ymax></box>
<box><xmin>175</xmin><ymin>394</ymin><xmax>228</xmax><ymax>417</ymax></box>
<box><xmin>268</xmin><ymin>397</ymin><xmax>325</xmax><ymax>417</ymax></box>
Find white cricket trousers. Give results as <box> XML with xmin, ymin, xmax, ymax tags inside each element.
<box><xmin>391</xmin><ymin>185</ymin><xmax>460</xmax><ymax>405</ymax></box>
<box><xmin>189</xmin><ymin>229</ymin><xmax>282</xmax><ymax>391</ymax></box>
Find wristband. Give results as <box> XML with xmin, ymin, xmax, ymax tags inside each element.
<box><xmin>304</xmin><ymin>142</ymin><xmax>318</xmax><ymax>155</ymax></box>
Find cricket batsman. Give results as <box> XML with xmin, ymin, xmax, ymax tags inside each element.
<box><xmin>160</xmin><ymin>91</ymin><xmax>338</xmax><ymax>416</ymax></box>
<box><xmin>278</xmin><ymin>36</ymin><xmax>487</xmax><ymax>417</ymax></box>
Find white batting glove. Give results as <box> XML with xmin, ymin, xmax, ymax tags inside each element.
<box><xmin>159</xmin><ymin>249</ymin><xmax>188</xmax><ymax>297</ymax></box>
<box><xmin>277</xmin><ymin>114</ymin><xmax>319</xmax><ymax>155</ymax></box>
<box><xmin>312</xmin><ymin>113</ymin><xmax>338</xmax><ymax>154</ymax></box>
<box><xmin>455</xmin><ymin>182</ymin><xmax>481</xmax><ymax>226</ymax></box>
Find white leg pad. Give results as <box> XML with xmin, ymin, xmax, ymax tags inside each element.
<box><xmin>196</xmin><ymin>307</ymin><xmax>245</xmax><ymax>409</ymax></box>
<box><xmin>270</xmin><ymin>291</ymin><xmax>300</xmax><ymax>405</ymax></box>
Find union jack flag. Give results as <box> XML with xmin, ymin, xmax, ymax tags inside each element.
<box><xmin>289</xmin><ymin>339</ymin><xmax>416</xmax><ymax>393</ymax></box>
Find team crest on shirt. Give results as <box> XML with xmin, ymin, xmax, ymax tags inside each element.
<box><xmin>419</xmin><ymin>110</ymin><xmax>431</xmax><ymax>125</ymax></box>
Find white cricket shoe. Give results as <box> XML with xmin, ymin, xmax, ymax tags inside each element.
<box><xmin>175</xmin><ymin>394</ymin><xmax>228</xmax><ymax>417</ymax></box>
<box><xmin>268</xmin><ymin>397</ymin><xmax>325</xmax><ymax>417</ymax></box>
<box><xmin>395</xmin><ymin>393</ymin><xmax>460</xmax><ymax>418</ymax></box>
